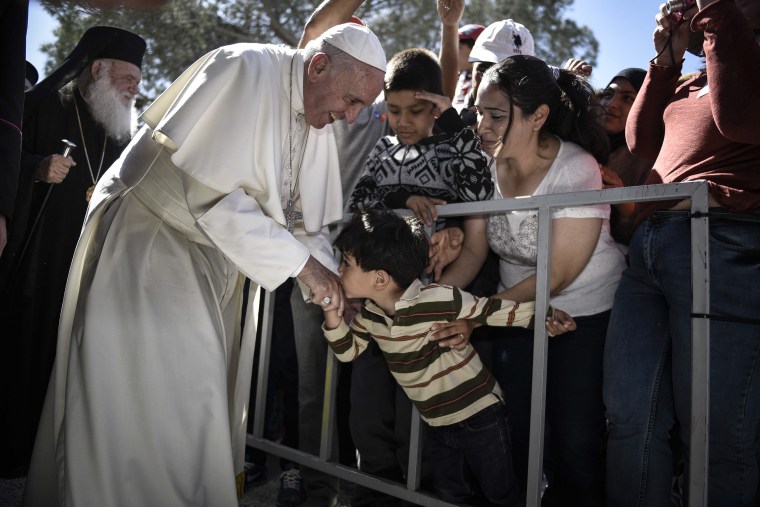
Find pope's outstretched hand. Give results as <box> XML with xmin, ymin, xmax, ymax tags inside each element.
<box><xmin>297</xmin><ymin>255</ymin><xmax>345</xmax><ymax>316</ymax></box>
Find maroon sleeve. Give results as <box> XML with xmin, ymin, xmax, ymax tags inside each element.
<box><xmin>624</xmin><ymin>63</ymin><xmax>681</xmax><ymax>161</ymax></box>
<box><xmin>694</xmin><ymin>0</ymin><xmax>760</xmax><ymax>144</ymax></box>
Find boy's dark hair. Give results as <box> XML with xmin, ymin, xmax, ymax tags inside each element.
<box><xmin>384</xmin><ymin>48</ymin><xmax>443</xmax><ymax>96</ymax></box>
<box><xmin>335</xmin><ymin>210</ymin><xmax>430</xmax><ymax>288</ymax></box>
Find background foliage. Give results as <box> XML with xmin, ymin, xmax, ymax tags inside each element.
<box><xmin>40</xmin><ymin>0</ymin><xmax>599</xmax><ymax>102</ymax></box>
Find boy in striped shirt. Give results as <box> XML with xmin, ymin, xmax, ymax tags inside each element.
<box><xmin>322</xmin><ymin>210</ymin><xmax>575</xmax><ymax>505</ymax></box>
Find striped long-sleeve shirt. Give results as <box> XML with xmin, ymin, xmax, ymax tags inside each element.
<box><xmin>323</xmin><ymin>279</ymin><xmax>537</xmax><ymax>427</ymax></box>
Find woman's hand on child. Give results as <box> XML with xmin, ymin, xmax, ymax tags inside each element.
<box><xmin>428</xmin><ymin>319</ymin><xmax>477</xmax><ymax>350</ymax></box>
<box><xmin>427</xmin><ymin>226</ymin><xmax>464</xmax><ymax>281</ymax></box>
<box><xmin>545</xmin><ymin>307</ymin><xmax>577</xmax><ymax>336</ymax></box>
<box><xmin>406</xmin><ymin>195</ymin><xmax>446</xmax><ymax>227</ymax></box>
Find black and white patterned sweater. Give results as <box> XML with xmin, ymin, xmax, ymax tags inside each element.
<box><xmin>348</xmin><ymin>108</ymin><xmax>493</xmax><ymax>230</ymax></box>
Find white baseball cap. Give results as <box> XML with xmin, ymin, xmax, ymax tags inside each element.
<box><xmin>468</xmin><ymin>19</ymin><xmax>535</xmax><ymax>63</ymax></box>
<box><xmin>319</xmin><ymin>23</ymin><xmax>387</xmax><ymax>72</ymax></box>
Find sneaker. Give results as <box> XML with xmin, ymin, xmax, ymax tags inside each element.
<box><xmin>244</xmin><ymin>462</ymin><xmax>268</xmax><ymax>488</ymax></box>
<box><xmin>277</xmin><ymin>465</ymin><xmax>307</xmax><ymax>507</ymax></box>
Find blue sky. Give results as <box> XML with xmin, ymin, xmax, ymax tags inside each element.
<box><xmin>26</xmin><ymin>0</ymin><xmax>703</xmax><ymax>89</ymax></box>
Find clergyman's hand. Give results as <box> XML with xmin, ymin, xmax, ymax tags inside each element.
<box><xmin>297</xmin><ymin>255</ymin><xmax>345</xmax><ymax>317</ymax></box>
<box><xmin>36</xmin><ymin>154</ymin><xmax>75</xmax><ymax>184</ymax></box>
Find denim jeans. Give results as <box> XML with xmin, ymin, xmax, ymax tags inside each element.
<box><xmin>604</xmin><ymin>210</ymin><xmax>760</xmax><ymax>506</ymax></box>
<box><xmin>490</xmin><ymin>314</ymin><xmax>608</xmax><ymax>507</ymax></box>
<box><xmin>426</xmin><ymin>402</ymin><xmax>519</xmax><ymax>506</ymax></box>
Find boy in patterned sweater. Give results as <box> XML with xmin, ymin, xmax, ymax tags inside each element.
<box><xmin>348</xmin><ymin>48</ymin><xmax>492</xmax><ymax>229</ymax></box>
<box><xmin>321</xmin><ymin>210</ymin><xmax>575</xmax><ymax>505</ymax></box>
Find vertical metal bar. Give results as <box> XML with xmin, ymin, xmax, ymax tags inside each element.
<box><xmin>320</xmin><ymin>348</ymin><xmax>339</xmax><ymax>461</ymax></box>
<box><xmin>689</xmin><ymin>182</ymin><xmax>710</xmax><ymax>506</ymax></box>
<box><xmin>252</xmin><ymin>287</ymin><xmax>275</xmax><ymax>438</ymax></box>
<box><xmin>526</xmin><ymin>206</ymin><xmax>553</xmax><ymax>506</ymax></box>
<box><xmin>407</xmin><ymin>407</ymin><xmax>424</xmax><ymax>491</ymax></box>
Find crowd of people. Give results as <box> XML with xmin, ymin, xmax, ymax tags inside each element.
<box><xmin>0</xmin><ymin>0</ymin><xmax>758</xmax><ymax>505</ymax></box>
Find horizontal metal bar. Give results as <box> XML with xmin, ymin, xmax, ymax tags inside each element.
<box><xmin>344</xmin><ymin>182</ymin><xmax>707</xmax><ymax>221</ymax></box>
<box><xmin>247</xmin><ymin>437</ymin><xmax>459</xmax><ymax>507</ymax></box>
<box><xmin>253</xmin><ymin>180</ymin><xmax>712</xmax><ymax>506</ymax></box>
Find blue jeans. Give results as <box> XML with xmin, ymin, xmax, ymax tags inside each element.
<box><xmin>425</xmin><ymin>402</ymin><xmax>519</xmax><ymax>506</ymax></box>
<box><xmin>604</xmin><ymin>210</ymin><xmax>760</xmax><ymax>506</ymax></box>
<box><xmin>490</xmin><ymin>314</ymin><xmax>608</xmax><ymax>506</ymax></box>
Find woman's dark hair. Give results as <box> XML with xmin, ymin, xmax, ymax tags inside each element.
<box><xmin>384</xmin><ymin>48</ymin><xmax>443</xmax><ymax>96</ymax></box>
<box><xmin>334</xmin><ymin>210</ymin><xmax>429</xmax><ymax>288</ymax></box>
<box><xmin>483</xmin><ymin>55</ymin><xmax>610</xmax><ymax>164</ymax></box>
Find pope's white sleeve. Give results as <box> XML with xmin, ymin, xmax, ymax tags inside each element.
<box><xmin>181</xmin><ymin>172</ymin><xmax>309</xmax><ymax>291</ymax></box>
<box><xmin>290</xmin><ymin>225</ymin><xmax>338</xmax><ymax>300</ymax></box>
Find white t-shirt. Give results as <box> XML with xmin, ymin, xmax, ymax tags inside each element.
<box><xmin>486</xmin><ymin>140</ymin><xmax>626</xmax><ymax>316</ymax></box>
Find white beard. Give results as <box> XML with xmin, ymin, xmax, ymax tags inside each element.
<box><xmin>85</xmin><ymin>77</ymin><xmax>136</xmax><ymax>143</ymax></box>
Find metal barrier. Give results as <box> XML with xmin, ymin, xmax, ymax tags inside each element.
<box><xmin>247</xmin><ymin>181</ymin><xmax>711</xmax><ymax>507</ymax></box>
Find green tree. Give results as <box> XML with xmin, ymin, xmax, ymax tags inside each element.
<box><xmin>40</xmin><ymin>0</ymin><xmax>598</xmax><ymax>101</ymax></box>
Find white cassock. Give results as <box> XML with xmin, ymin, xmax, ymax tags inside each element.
<box><xmin>23</xmin><ymin>44</ymin><xmax>343</xmax><ymax>507</ymax></box>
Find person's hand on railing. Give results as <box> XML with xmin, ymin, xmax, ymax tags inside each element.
<box><xmin>427</xmin><ymin>319</ymin><xmax>477</xmax><ymax>350</ymax></box>
<box><xmin>545</xmin><ymin>307</ymin><xmax>577</xmax><ymax>336</ymax></box>
<box><xmin>601</xmin><ymin>165</ymin><xmax>636</xmax><ymax>219</ymax></box>
<box><xmin>406</xmin><ymin>194</ymin><xmax>446</xmax><ymax>227</ymax></box>
<box><xmin>427</xmin><ymin>226</ymin><xmax>464</xmax><ymax>281</ymax></box>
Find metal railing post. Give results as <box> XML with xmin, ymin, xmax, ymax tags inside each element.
<box><xmin>689</xmin><ymin>182</ymin><xmax>711</xmax><ymax>506</ymax></box>
<box><xmin>526</xmin><ymin>206</ymin><xmax>553</xmax><ymax>506</ymax></box>
<box><xmin>246</xmin><ymin>182</ymin><xmax>712</xmax><ymax>507</ymax></box>
<box><xmin>252</xmin><ymin>286</ymin><xmax>274</xmax><ymax>439</ymax></box>
<box><xmin>319</xmin><ymin>350</ymin><xmax>339</xmax><ymax>461</ymax></box>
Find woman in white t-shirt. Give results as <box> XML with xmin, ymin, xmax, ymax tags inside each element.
<box><xmin>440</xmin><ymin>55</ymin><xmax>625</xmax><ymax>505</ymax></box>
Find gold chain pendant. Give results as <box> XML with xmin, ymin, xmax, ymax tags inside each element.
<box><xmin>86</xmin><ymin>185</ymin><xmax>94</xmax><ymax>202</ymax></box>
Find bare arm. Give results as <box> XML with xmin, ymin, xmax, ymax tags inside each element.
<box><xmin>298</xmin><ymin>0</ymin><xmax>365</xmax><ymax>48</ymax></box>
<box><xmin>437</xmin><ymin>0</ymin><xmax>464</xmax><ymax>100</ymax></box>
<box><xmin>438</xmin><ymin>215</ymin><xmax>489</xmax><ymax>288</ymax></box>
<box><xmin>495</xmin><ymin>217</ymin><xmax>602</xmax><ymax>303</ymax></box>
<box><xmin>427</xmin><ymin>226</ymin><xmax>463</xmax><ymax>281</ymax></box>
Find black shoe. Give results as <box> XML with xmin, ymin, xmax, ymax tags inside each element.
<box><xmin>244</xmin><ymin>462</ymin><xmax>268</xmax><ymax>488</ymax></box>
<box><xmin>277</xmin><ymin>464</ymin><xmax>307</xmax><ymax>507</ymax></box>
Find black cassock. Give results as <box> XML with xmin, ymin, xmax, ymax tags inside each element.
<box><xmin>0</xmin><ymin>88</ymin><xmax>128</xmax><ymax>476</ymax></box>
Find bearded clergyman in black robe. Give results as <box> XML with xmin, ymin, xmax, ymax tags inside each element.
<box><xmin>0</xmin><ymin>26</ymin><xmax>146</xmax><ymax>478</ymax></box>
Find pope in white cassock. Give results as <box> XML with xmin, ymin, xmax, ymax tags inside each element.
<box><xmin>23</xmin><ymin>23</ymin><xmax>386</xmax><ymax>507</ymax></box>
